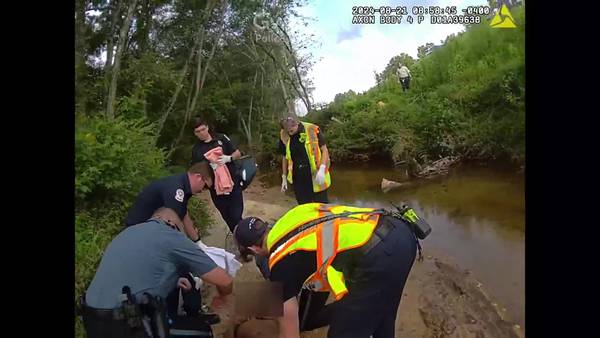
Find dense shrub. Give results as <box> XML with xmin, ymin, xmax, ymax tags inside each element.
<box><xmin>75</xmin><ymin>116</ymin><xmax>167</xmax><ymax>204</ymax></box>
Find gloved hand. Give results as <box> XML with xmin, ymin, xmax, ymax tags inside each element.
<box><xmin>218</xmin><ymin>155</ymin><xmax>232</xmax><ymax>165</ymax></box>
<box><xmin>281</xmin><ymin>174</ymin><xmax>288</xmax><ymax>192</ymax></box>
<box><xmin>209</xmin><ymin>162</ymin><xmax>218</xmax><ymax>170</ymax></box>
<box><xmin>315</xmin><ymin>164</ymin><xmax>326</xmax><ymax>185</ymax></box>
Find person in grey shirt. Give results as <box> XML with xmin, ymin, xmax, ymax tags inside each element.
<box><xmin>85</xmin><ymin>207</ymin><xmax>233</xmax><ymax>310</ymax></box>
<box><xmin>396</xmin><ymin>63</ymin><xmax>412</xmax><ymax>92</ymax></box>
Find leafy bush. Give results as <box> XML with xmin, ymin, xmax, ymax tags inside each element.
<box><xmin>75</xmin><ymin>201</ymin><xmax>129</xmax><ymax>338</ymax></box>
<box><xmin>307</xmin><ymin>6</ymin><xmax>525</xmax><ymax>165</ymax></box>
<box><xmin>187</xmin><ymin>196</ymin><xmax>216</xmax><ymax>237</ymax></box>
<box><xmin>75</xmin><ymin>116</ymin><xmax>167</xmax><ymax>204</ymax></box>
<box><xmin>255</xmin><ymin>117</ymin><xmax>283</xmax><ymax>164</ymax></box>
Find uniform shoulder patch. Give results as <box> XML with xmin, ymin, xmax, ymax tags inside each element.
<box><xmin>175</xmin><ymin>188</ymin><xmax>184</xmax><ymax>202</ymax></box>
<box><xmin>223</xmin><ymin>134</ymin><xmax>231</xmax><ymax>141</ymax></box>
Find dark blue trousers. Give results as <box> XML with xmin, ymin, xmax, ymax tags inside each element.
<box><xmin>209</xmin><ymin>182</ymin><xmax>244</xmax><ymax>233</ymax></box>
<box><xmin>304</xmin><ymin>216</ymin><xmax>418</xmax><ymax>338</ymax></box>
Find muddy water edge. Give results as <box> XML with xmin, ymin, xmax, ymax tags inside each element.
<box><xmin>260</xmin><ymin>160</ymin><xmax>525</xmax><ymax>328</ymax></box>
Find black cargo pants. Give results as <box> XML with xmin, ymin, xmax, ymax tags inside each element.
<box><xmin>301</xmin><ymin>216</ymin><xmax>418</xmax><ymax>338</ymax></box>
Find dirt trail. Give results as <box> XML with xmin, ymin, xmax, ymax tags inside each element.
<box><xmin>198</xmin><ymin>179</ymin><xmax>525</xmax><ymax>338</ymax></box>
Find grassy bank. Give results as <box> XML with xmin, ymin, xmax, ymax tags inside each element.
<box><xmin>305</xmin><ymin>6</ymin><xmax>525</xmax><ymax>168</ymax></box>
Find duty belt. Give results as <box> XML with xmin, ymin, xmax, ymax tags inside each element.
<box><xmin>358</xmin><ymin>216</ymin><xmax>396</xmax><ymax>255</ymax></box>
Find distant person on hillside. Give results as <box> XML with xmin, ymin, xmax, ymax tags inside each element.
<box><xmin>396</xmin><ymin>63</ymin><xmax>412</xmax><ymax>92</ymax></box>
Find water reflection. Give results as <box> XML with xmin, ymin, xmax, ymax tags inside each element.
<box><xmin>258</xmin><ymin>162</ymin><xmax>525</xmax><ymax>326</ymax></box>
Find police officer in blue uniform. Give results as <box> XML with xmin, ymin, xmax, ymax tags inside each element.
<box><xmin>124</xmin><ymin>162</ymin><xmax>213</xmax><ymax>241</ymax></box>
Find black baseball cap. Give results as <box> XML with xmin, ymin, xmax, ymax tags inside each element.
<box><xmin>234</xmin><ymin>217</ymin><xmax>268</xmax><ymax>247</ymax></box>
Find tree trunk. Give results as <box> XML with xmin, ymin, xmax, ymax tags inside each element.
<box><xmin>106</xmin><ymin>0</ymin><xmax>138</xmax><ymax>119</ymax></box>
<box><xmin>104</xmin><ymin>0</ymin><xmax>121</xmax><ymax>72</ymax></box>
<box><xmin>104</xmin><ymin>0</ymin><xmax>122</xmax><ymax>103</ymax></box>
<box><xmin>172</xmin><ymin>16</ymin><xmax>223</xmax><ymax>151</ymax></box>
<box><xmin>75</xmin><ymin>0</ymin><xmax>89</xmax><ymax>114</ymax></box>
<box><xmin>240</xmin><ymin>116</ymin><xmax>250</xmax><ymax>145</ymax></box>
<box><xmin>168</xmin><ymin>0</ymin><xmax>221</xmax><ymax>155</ymax></box>
<box><xmin>157</xmin><ymin>36</ymin><xmax>199</xmax><ymax>134</ymax></box>
<box><xmin>275</xmin><ymin>22</ymin><xmax>312</xmax><ymax>112</ymax></box>
<box><xmin>279</xmin><ymin>74</ymin><xmax>295</xmax><ymax>119</ymax></box>
<box><xmin>255</xmin><ymin>41</ymin><xmax>305</xmax><ymax>115</ymax></box>
<box><xmin>242</xmin><ymin>70</ymin><xmax>258</xmax><ymax>145</ymax></box>
<box><xmin>136</xmin><ymin>0</ymin><xmax>151</xmax><ymax>54</ymax></box>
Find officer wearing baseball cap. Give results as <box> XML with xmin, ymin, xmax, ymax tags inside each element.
<box><xmin>233</xmin><ymin>203</ymin><xmax>419</xmax><ymax>338</ymax></box>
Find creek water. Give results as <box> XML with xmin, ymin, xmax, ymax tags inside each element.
<box><xmin>260</xmin><ymin>161</ymin><xmax>525</xmax><ymax>327</ymax></box>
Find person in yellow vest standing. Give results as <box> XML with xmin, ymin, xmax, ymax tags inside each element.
<box><xmin>279</xmin><ymin>116</ymin><xmax>331</xmax><ymax>205</ymax></box>
<box><xmin>233</xmin><ymin>203</ymin><xmax>418</xmax><ymax>338</ymax></box>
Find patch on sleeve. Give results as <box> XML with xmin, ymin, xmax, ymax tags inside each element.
<box><xmin>175</xmin><ymin>188</ymin><xmax>184</xmax><ymax>202</ymax></box>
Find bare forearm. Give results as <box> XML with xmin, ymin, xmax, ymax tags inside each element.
<box><xmin>282</xmin><ymin>157</ymin><xmax>288</xmax><ymax>176</ymax></box>
<box><xmin>279</xmin><ymin>298</ymin><xmax>300</xmax><ymax>338</ymax></box>
<box><xmin>201</xmin><ymin>267</ymin><xmax>233</xmax><ymax>296</ymax></box>
<box><xmin>231</xmin><ymin>149</ymin><xmax>242</xmax><ymax>160</ymax></box>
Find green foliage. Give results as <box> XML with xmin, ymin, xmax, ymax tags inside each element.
<box><xmin>118</xmin><ymin>52</ymin><xmax>179</xmax><ymax>121</ymax></box>
<box><xmin>256</xmin><ymin>117</ymin><xmax>282</xmax><ymax>161</ymax></box>
<box><xmin>75</xmin><ymin>116</ymin><xmax>167</xmax><ymax>203</ymax></box>
<box><xmin>310</xmin><ymin>6</ymin><xmax>525</xmax><ymax>166</ymax></box>
<box><xmin>187</xmin><ymin>196</ymin><xmax>216</xmax><ymax>237</ymax></box>
<box><xmin>376</xmin><ymin>53</ymin><xmax>417</xmax><ymax>85</ymax></box>
<box><xmin>75</xmin><ymin>201</ymin><xmax>129</xmax><ymax>338</ymax></box>
<box><xmin>75</xmin><ymin>1</ymin><xmax>314</xmax><ymax>335</ymax></box>
<box><xmin>75</xmin><ymin>204</ymin><xmax>129</xmax><ymax>298</ymax></box>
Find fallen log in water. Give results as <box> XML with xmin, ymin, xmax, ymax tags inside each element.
<box><xmin>381</xmin><ymin>178</ymin><xmax>410</xmax><ymax>193</ymax></box>
<box><xmin>383</xmin><ymin>156</ymin><xmax>460</xmax><ymax>192</ymax></box>
<box><xmin>415</xmin><ymin>156</ymin><xmax>460</xmax><ymax>178</ymax></box>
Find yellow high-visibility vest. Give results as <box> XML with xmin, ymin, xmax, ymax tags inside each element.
<box><xmin>280</xmin><ymin>122</ymin><xmax>331</xmax><ymax>192</ymax></box>
<box><xmin>267</xmin><ymin>203</ymin><xmax>381</xmax><ymax>300</ymax></box>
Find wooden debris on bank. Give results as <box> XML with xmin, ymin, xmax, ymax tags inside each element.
<box><xmin>383</xmin><ymin>156</ymin><xmax>460</xmax><ymax>192</ymax></box>
<box><xmin>416</xmin><ymin>156</ymin><xmax>460</xmax><ymax>178</ymax></box>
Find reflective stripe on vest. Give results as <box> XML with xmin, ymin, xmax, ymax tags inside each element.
<box><xmin>267</xmin><ymin>203</ymin><xmax>381</xmax><ymax>300</ymax></box>
<box><xmin>280</xmin><ymin>122</ymin><xmax>331</xmax><ymax>192</ymax></box>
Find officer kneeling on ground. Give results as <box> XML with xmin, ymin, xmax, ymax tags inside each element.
<box><xmin>79</xmin><ymin>207</ymin><xmax>233</xmax><ymax>338</ymax></box>
<box><xmin>234</xmin><ymin>203</ymin><xmax>423</xmax><ymax>338</ymax></box>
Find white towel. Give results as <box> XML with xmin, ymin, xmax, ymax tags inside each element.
<box><xmin>193</xmin><ymin>240</ymin><xmax>242</xmax><ymax>289</ymax></box>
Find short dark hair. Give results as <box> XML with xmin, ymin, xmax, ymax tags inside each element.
<box><xmin>192</xmin><ymin>117</ymin><xmax>211</xmax><ymax>131</ymax></box>
<box><xmin>188</xmin><ymin>161</ymin><xmax>214</xmax><ymax>184</ymax></box>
